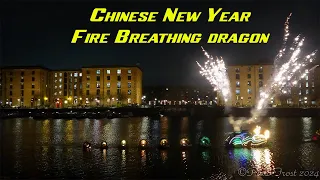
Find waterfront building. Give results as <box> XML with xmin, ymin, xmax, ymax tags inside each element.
<box><xmin>52</xmin><ymin>70</ymin><xmax>82</xmax><ymax>108</ymax></box>
<box><xmin>221</xmin><ymin>64</ymin><xmax>320</xmax><ymax>107</ymax></box>
<box><xmin>81</xmin><ymin>66</ymin><xmax>142</xmax><ymax>106</ymax></box>
<box><xmin>1</xmin><ymin>66</ymin><xmax>51</xmax><ymax>107</ymax></box>
<box><xmin>143</xmin><ymin>86</ymin><xmax>217</xmax><ymax>105</ymax></box>
<box><xmin>0</xmin><ymin>65</ymin><xmax>142</xmax><ymax>108</ymax></box>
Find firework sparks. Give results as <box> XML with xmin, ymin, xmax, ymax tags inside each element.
<box><xmin>196</xmin><ymin>47</ymin><xmax>231</xmax><ymax>106</ymax></box>
<box><xmin>250</xmin><ymin>14</ymin><xmax>317</xmax><ymax>121</ymax></box>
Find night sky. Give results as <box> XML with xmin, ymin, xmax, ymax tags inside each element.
<box><xmin>1</xmin><ymin>1</ymin><xmax>320</xmax><ymax>86</ymax></box>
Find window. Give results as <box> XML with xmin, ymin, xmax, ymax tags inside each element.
<box><xmin>96</xmin><ymin>76</ymin><xmax>100</xmax><ymax>81</ymax></box>
<box><xmin>10</xmin><ymin>84</ymin><xmax>13</xmax><ymax>89</ymax></box>
<box><xmin>259</xmin><ymin>74</ymin><xmax>263</xmax><ymax>80</ymax></box>
<box><xmin>107</xmin><ymin>70</ymin><xmax>110</xmax><ymax>74</ymax></box>
<box><xmin>32</xmin><ymin>77</ymin><xmax>35</xmax><ymax>81</ymax></box>
<box><xmin>306</xmin><ymin>82</ymin><xmax>308</xmax><ymax>88</ymax></box>
<box><xmin>86</xmin><ymin>83</ymin><xmax>90</xmax><ymax>88</ymax></box>
<box><xmin>55</xmin><ymin>73</ymin><xmax>57</xmax><ymax>77</ymax></box>
<box><xmin>79</xmin><ymin>73</ymin><xmax>82</xmax><ymax>77</ymax></box>
<box><xmin>70</xmin><ymin>73</ymin><xmax>73</xmax><ymax>77</ymax></box>
<box><xmin>247</xmin><ymin>88</ymin><xmax>252</xmax><ymax>94</ymax></box>
<box><xmin>86</xmin><ymin>76</ymin><xmax>90</xmax><ymax>81</ymax></box>
<box><xmin>128</xmin><ymin>76</ymin><xmax>131</xmax><ymax>80</ymax></box>
<box><xmin>31</xmin><ymin>83</ymin><xmax>35</xmax><ymax>88</ymax></box>
<box><xmin>32</xmin><ymin>90</ymin><xmax>35</xmax><ymax>95</ymax></box>
<box><xmin>10</xmin><ymin>91</ymin><xmax>12</xmax><ymax>96</ymax></box>
<box><xmin>107</xmin><ymin>82</ymin><xmax>110</xmax><ymax>88</ymax></box>
<box><xmin>21</xmin><ymin>83</ymin><xmax>24</xmax><ymax>89</ymax></box>
<box><xmin>96</xmin><ymin>70</ymin><xmax>100</xmax><ymax>75</ymax></box>
<box><xmin>59</xmin><ymin>91</ymin><xmax>62</xmax><ymax>95</ymax></box>
<box><xmin>107</xmin><ymin>76</ymin><xmax>110</xmax><ymax>80</ymax></box>
<box><xmin>74</xmin><ymin>84</ymin><xmax>77</xmax><ymax>89</ymax></box>
<box><xmin>259</xmin><ymin>81</ymin><xmax>263</xmax><ymax>87</ymax></box>
<box><xmin>96</xmin><ymin>82</ymin><xmax>100</xmax><ymax>88</ymax></box>
<box><xmin>299</xmin><ymin>83</ymin><xmax>302</xmax><ymax>88</ymax></box>
<box><xmin>96</xmin><ymin>89</ymin><xmax>100</xmax><ymax>95</ymax></box>
<box><xmin>86</xmin><ymin>70</ymin><xmax>90</xmax><ymax>74</ymax></box>
<box><xmin>236</xmin><ymin>74</ymin><xmax>240</xmax><ymax>80</ymax></box>
<box><xmin>259</xmin><ymin>67</ymin><xmax>263</xmax><ymax>73</ymax></box>
<box><xmin>117</xmin><ymin>82</ymin><xmax>121</xmax><ymax>88</ymax></box>
<box><xmin>248</xmin><ymin>67</ymin><xmax>251</xmax><ymax>72</ymax></box>
<box><xmin>107</xmin><ymin>90</ymin><xmax>110</xmax><ymax>95</ymax></box>
<box><xmin>59</xmin><ymin>78</ymin><xmax>62</xmax><ymax>83</ymax></box>
<box><xmin>306</xmin><ymin>76</ymin><xmax>308</xmax><ymax>81</ymax></box>
<box><xmin>59</xmin><ymin>85</ymin><xmax>62</xmax><ymax>89</ymax></box>
<box><xmin>59</xmin><ymin>73</ymin><xmax>62</xmax><ymax>77</ymax></box>
<box><xmin>117</xmin><ymin>69</ymin><xmax>121</xmax><ymax>74</ymax></box>
<box><xmin>236</xmin><ymin>89</ymin><xmax>240</xmax><ymax>95</ymax></box>
<box><xmin>247</xmin><ymin>81</ymin><xmax>251</xmax><ymax>86</ymax></box>
<box><xmin>312</xmin><ymin>82</ymin><xmax>315</xmax><ymax>87</ymax></box>
<box><xmin>74</xmin><ymin>73</ymin><xmax>78</xmax><ymax>77</ymax></box>
<box><xmin>236</xmin><ymin>81</ymin><xmax>240</xmax><ymax>87</ymax></box>
<box><xmin>10</xmin><ymin>77</ymin><xmax>12</xmax><ymax>82</ymax></box>
<box><xmin>117</xmin><ymin>89</ymin><xmax>121</xmax><ymax>95</ymax></box>
<box><xmin>128</xmin><ymin>69</ymin><xmax>132</xmax><ymax>74</ymax></box>
<box><xmin>128</xmin><ymin>90</ymin><xmax>131</xmax><ymax>95</ymax></box>
<box><xmin>128</xmin><ymin>82</ymin><xmax>131</xmax><ymax>88</ymax></box>
<box><xmin>32</xmin><ymin>71</ymin><xmax>35</xmax><ymax>75</ymax></box>
<box><xmin>306</xmin><ymin>89</ymin><xmax>309</xmax><ymax>95</ymax></box>
<box><xmin>21</xmin><ymin>90</ymin><xmax>24</xmax><ymax>96</ymax></box>
<box><xmin>86</xmin><ymin>90</ymin><xmax>90</xmax><ymax>95</ymax></box>
<box><xmin>235</xmin><ymin>68</ymin><xmax>240</xmax><ymax>73</ymax></box>
<box><xmin>299</xmin><ymin>90</ymin><xmax>302</xmax><ymax>95</ymax></box>
<box><xmin>117</xmin><ymin>76</ymin><xmax>121</xmax><ymax>81</ymax></box>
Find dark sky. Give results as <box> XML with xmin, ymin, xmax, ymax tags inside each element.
<box><xmin>1</xmin><ymin>1</ymin><xmax>320</xmax><ymax>86</ymax></box>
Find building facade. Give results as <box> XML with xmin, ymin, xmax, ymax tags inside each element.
<box><xmin>220</xmin><ymin>64</ymin><xmax>320</xmax><ymax>107</ymax></box>
<box><xmin>0</xmin><ymin>65</ymin><xmax>142</xmax><ymax>108</ymax></box>
<box><xmin>143</xmin><ymin>86</ymin><xmax>217</xmax><ymax>105</ymax></box>
<box><xmin>0</xmin><ymin>66</ymin><xmax>51</xmax><ymax>107</ymax></box>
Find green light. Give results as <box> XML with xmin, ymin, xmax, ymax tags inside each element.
<box><xmin>200</xmin><ymin>136</ymin><xmax>211</xmax><ymax>147</ymax></box>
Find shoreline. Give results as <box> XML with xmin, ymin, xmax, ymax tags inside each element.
<box><xmin>1</xmin><ymin>106</ymin><xmax>320</xmax><ymax>119</ymax></box>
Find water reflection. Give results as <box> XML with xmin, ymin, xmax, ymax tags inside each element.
<box><xmin>1</xmin><ymin>117</ymin><xmax>320</xmax><ymax>179</ymax></box>
<box><xmin>160</xmin><ymin>150</ymin><xmax>168</xmax><ymax>163</ymax></box>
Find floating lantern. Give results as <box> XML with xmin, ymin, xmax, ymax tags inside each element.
<box><xmin>199</xmin><ymin>136</ymin><xmax>211</xmax><ymax>147</ymax></box>
<box><xmin>120</xmin><ymin>140</ymin><xmax>127</xmax><ymax>148</ymax></box>
<box><xmin>101</xmin><ymin>141</ymin><xmax>108</xmax><ymax>149</ymax></box>
<box><xmin>83</xmin><ymin>141</ymin><xmax>92</xmax><ymax>151</ymax></box>
<box><xmin>180</xmin><ymin>138</ymin><xmax>191</xmax><ymax>147</ymax></box>
<box><xmin>139</xmin><ymin>139</ymin><xmax>148</xmax><ymax>149</ymax></box>
<box><xmin>159</xmin><ymin>138</ymin><xmax>169</xmax><ymax>149</ymax></box>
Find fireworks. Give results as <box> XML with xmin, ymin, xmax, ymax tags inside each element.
<box><xmin>250</xmin><ymin>13</ymin><xmax>317</xmax><ymax>120</ymax></box>
<box><xmin>196</xmin><ymin>47</ymin><xmax>231</xmax><ymax>105</ymax></box>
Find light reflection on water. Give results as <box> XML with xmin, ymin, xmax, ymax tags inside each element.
<box><xmin>1</xmin><ymin>117</ymin><xmax>320</xmax><ymax>179</ymax></box>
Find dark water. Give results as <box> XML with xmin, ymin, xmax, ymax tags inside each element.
<box><xmin>1</xmin><ymin>116</ymin><xmax>320</xmax><ymax>179</ymax></box>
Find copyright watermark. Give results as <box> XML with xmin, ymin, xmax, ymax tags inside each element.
<box><xmin>238</xmin><ymin>167</ymin><xmax>319</xmax><ymax>178</ymax></box>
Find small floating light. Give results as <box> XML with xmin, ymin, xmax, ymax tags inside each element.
<box><xmin>159</xmin><ymin>138</ymin><xmax>169</xmax><ymax>148</ymax></box>
<box><xmin>180</xmin><ymin>138</ymin><xmax>190</xmax><ymax>147</ymax></box>
<box><xmin>121</xmin><ymin>140</ymin><xmax>127</xmax><ymax>147</ymax></box>
<box><xmin>139</xmin><ymin>139</ymin><xmax>148</xmax><ymax>148</ymax></box>
<box><xmin>199</xmin><ymin>136</ymin><xmax>211</xmax><ymax>147</ymax></box>
<box><xmin>83</xmin><ymin>141</ymin><xmax>91</xmax><ymax>151</ymax></box>
<box><xmin>101</xmin><ymin>141</ymin><xmax>108</xmax><ymax>149</ymax></box>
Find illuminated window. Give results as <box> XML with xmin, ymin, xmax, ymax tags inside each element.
<box><xmin>74</xmin><ymin>73</ymin><xmax>78</xmax><ymax>77</ymax></box>
<box><xmin>128</xmin><ymin>69</ymin><xmax>132</xmax><ymax>74</ymax></box>
<box><xmin>117</xmin><ymin>69</ymin><xmax>121</xmax><ymax>74</ymax></box>
<box><xmin>96</xmin><ymin>82</ymin><xmax>100</xmax><ymax>88</ymax></box>
<box><xmin>79</xmin><ymin>73</ymin><xmax>82</xmax><ymax>77</ymax></box>
<box><xmin>128</xmin><ymin>90</ymin><xmax>131</xmax><ymax>95</ymax></box>
<box><xmin>306</xmin><ymin>76</ymin><xmax>308</xmax><ymax>80</ymax></box>
<box><xmin>248</xmin><ymin>67</ymin><xmax>251</xmax><ymax>72</ymax></box>
<box><xmin>247</xmin><ymin>81</ymin><xmax>251</xmax><ymax>86</ymax></box>
<box><xmin>128</xmin><ymin>82</ymin><xmax>131</xmax><ymax>88</ymax></box>
<box><xmin>107</xmin><ymin>70</ymin><xmax>110</xmax><ymax>74</ymax></box>
<box><xmin>86</xmin><ymin>83</ymin><xmax>90</xmax><ymax>88</ymax></box>
<box><xmin>306</xmin><ymin>89</ymin><xmax>309</xmax><ymax>95</ymax></box>
<box><xmin>59</xmin><ymin>73</ymin><xmax>62</xmax><ymax>77</ymax></box>
<box><xmin>312</xmin><ymin>82</ymin><xmax>315</xmax><ymax>87</ymax></box>
<box><xmin>259</xmin><ymin>67</ymin><xmax>263</xmax><ymax>73</ymax></box>
<box><xmin>54</xmin><ymin>73</ymin><xmax>57</xmax><ymax>77</ymax></box>
<box><xmin>59</xmin><ymin>78</ymin><xmax>62</xmax><ymax>83</ymax></box>
<box><xmin>236</xmin><ymin>81</ymin><xmax>240</xmax><ymax>87</ymax></box>
<box><xmin>117</xmin><ymin>82</ymin><xmax>121</xmax><ymax>88</ymax></box>
<box><xmin>306</xmin><ymin>82</ymin><xmax>308</xmax><ymax>88</ymax></box>
<box><xmin>96</xmin><ymin>70</ymin><xmax>100</xmax><ymax>75</ymax></box>
<box><xmin>107</xmin><ymin>82</ymin><xmax>110</xmax><ymax>88</ymax></box>
<box><xmin>247</xmin><ymin>88</ymin><xmax>252</xmax><ymax>94</ymax></box>
<box><xmin>236</xmin><ymin>89</ymin><xmax>240</xmax><ymax>95</ymax></box>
